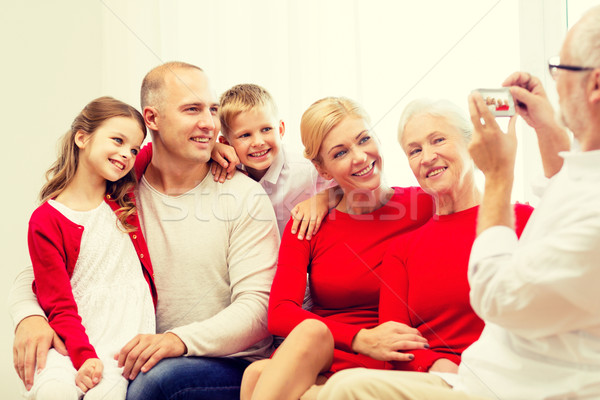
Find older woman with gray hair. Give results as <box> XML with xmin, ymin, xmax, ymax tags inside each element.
<box><xmin>375</xmin><ymin>98</ymin><xmax>537</xmax><ymax>374</ymax></box>
<box><xmin>317</xmin><ymin>98</ymin><xmax>534</xmax><ymax>399</ymax></box>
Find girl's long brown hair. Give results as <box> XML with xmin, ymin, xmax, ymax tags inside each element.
<box><xmin>40</xmin><ymin>96</ymin><xmax>146</xmax><ymax>232</ymax></box>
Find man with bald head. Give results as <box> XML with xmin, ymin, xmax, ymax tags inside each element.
<box><xmin>10</xmin><ymin>62</ymin><xmax>279</xmax><ymax>399</ymax></box>
<box><xmin>317</xmin><ymin>6</ymin><xmax>600</xmax><ymax>400</ymax></box>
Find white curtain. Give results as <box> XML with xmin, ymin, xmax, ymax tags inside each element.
<box><xmin>98</xmin><ymin>0</ymin><xmax>568</xmax><ymax>202</ymax></box>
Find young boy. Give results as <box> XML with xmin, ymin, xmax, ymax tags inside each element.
<box><xmin>218</xmin><ymin>84</ymin><xmax>338</xmax><ymax>239</ymax></box>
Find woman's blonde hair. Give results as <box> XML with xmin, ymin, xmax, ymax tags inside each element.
<box><xmin>300</xmin><ymin>97</ymin><xmax>370</xmax><ymax>164</ymax></box>
<box><xmin>40</xmin><ymin>96</ymin><xmax>146</xmax><ymax>232</ymax></box>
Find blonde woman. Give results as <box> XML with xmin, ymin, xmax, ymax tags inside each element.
<box><xmin>241</xmin><ymin>97</ymin><xmax>435</xmax><ymax>400</ymax></box>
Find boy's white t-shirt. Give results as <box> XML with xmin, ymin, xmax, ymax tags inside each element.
<box><xmin>243</xmin><ymin>146</ymin><xmax>334</xmax><ymax>237</ymax></box>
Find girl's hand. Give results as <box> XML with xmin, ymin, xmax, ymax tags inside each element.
<box><xmin>76</xmin><ymin>358</ymin><xmax>103</xmax><ymax>392</ymax></box>
<box><xmin>351</xmin><ymin>321</ymin><xmax>428</xmax><ymax>362</ymax></box>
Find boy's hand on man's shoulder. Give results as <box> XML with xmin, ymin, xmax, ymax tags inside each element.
<box><xmin>211</xmin><ymin>141</ymin><xmax>240</xmax><ymax>183</ymax></box>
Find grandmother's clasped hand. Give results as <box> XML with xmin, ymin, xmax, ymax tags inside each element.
<box><xmin>351</xmin><ymin>321</ymin><xmax>428</xmax><ymax>362</ymax></box>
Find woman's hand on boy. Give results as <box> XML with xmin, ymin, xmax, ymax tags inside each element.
<box><xmin>291</xmin><ymin>197</ymin><xmax>327</xmax><ymax>240</ymax></box>
<box><xmin>291</xmin><ymin>186</ymin><xmax>341</xmax><ymax>240</ymax></box>
<box><xmin>291</xmin><ymin>200</ymin><xmax>329</xmax><ymax>240</ymax></box>
<box><xmin>76</xmin><ymin>358</ymin><xmax>103</xmax><ymax>393</ymax></box>
<box><xmin>211</xmin><ymin>142</ymin><xmax>240</xmax><ymax>183</ymax></box>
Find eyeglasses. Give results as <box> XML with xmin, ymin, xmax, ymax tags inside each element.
<box><xmin>548</xmin><ymin>56</ymin><xmax>595</xmax><ymax>79</ymax></box>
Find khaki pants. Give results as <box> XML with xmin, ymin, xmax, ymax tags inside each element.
<box><xmin>317</xmin><ymin>368</ymin><xmax>491</xmax><ymax>400</ymax></box>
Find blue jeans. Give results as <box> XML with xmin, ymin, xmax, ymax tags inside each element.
<box><xmin>126</xmin><ymin>356</ymin><xmax>251</xmax><ymax>400</ymax></box>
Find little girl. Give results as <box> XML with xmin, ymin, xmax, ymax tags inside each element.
<box><xmin>26</xmin><ymin>97</ymin><xmax>157</xmax><ymax>400</ymax></box>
